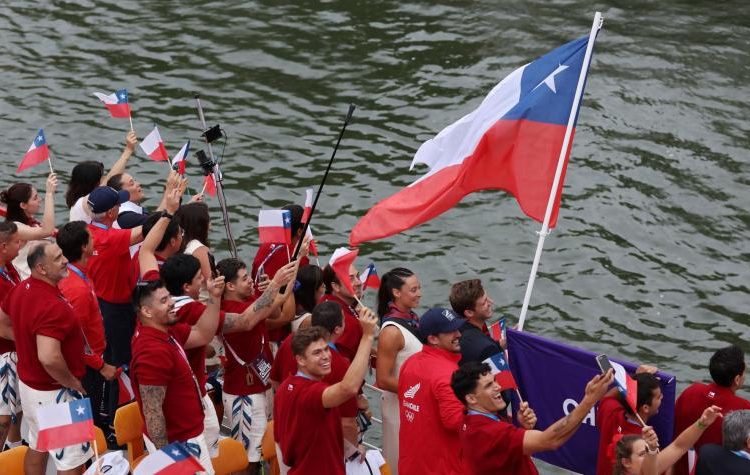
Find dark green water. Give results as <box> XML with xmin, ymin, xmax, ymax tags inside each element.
<box><xmin>1</xmin><ymin>1</ymin><xmax>748</xmax><ymax>472</ymax></box>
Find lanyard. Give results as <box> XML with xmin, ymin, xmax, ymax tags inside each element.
<box><xmin>67</xmin><ymin>264</ymin><xmax>88</xmax><ymax>283</ymax></box>
<box><xmin>222</xmin><ymin>333</ymin><xmax>265</xmax><ymax>368</ymax></box>
<box><xmin>90</xmin><ymin>222</ymin><xmax>108</xmax><ymax>230</ymax></box>
<box><xmin>295</xmin><ymin>371</ymin><xmax>314</xmax><ymax>381</ymax></box>
<box><xmin>168</xmin><ymin>336</ymin><xmax>205</xmax><ymax>407</ymax></box>
<box><xmin>467</xmin><ymin>409</ymin><xmax>501</xmax><ymax>422</ymax></box>
<box><xmin>0</xmin><ymin>267</ymin><xmax>17</xmax><ymax>285</ymax></box>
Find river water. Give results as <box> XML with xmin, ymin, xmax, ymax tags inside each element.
<box><xmin>1</xmin><ymin>1</ymin><xmax>748</xmax><ymax>473</ymax></box>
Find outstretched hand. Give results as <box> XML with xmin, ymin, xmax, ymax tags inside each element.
<box><xmin>699</xmin><ymin>405</ymin><xmax>722</xmax><ymax>428</ymax></box>
<box><xmin>641</xmin><ymin>425</ymin><xmax>659</xmax><ymax>452</ymax></box>
<box><xmin>584</xmin><ymin>369</ymin><xmax>614</xmax><ymax>402</ymax></box>
<box><xmin>207</xmin><ymin>276</ymin><xmax>226</xmax><ymax>301</ymax></box>
<box><xmin>517</xmin><ymin>401</ymin><xmax>537</xmax><ymax>429</ymax></box>
<box><xmin>271</xmin><ymin>261</ymin><xmax>298</xmax><ymax>288</ymax></box>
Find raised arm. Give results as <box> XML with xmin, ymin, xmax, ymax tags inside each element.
<box><xmin>322</xmin><ymin>307</ymin><xmax>378</xmax><ymax>409</ymax></box>
<box><xmin>37</xmin><ymin>335</ymin><xmax>85</xmax><ymax>394</ymax></box>
<box><xmin>139</xmin><ymin>189</ymin><xmax>180</xmax><ymax>278</ymax></box>
<box><xmin>656</xmin><ymin>406</ymin><xmax>722</xmax><ymax>472</ymax></box>
<box><xmin>222</xmin><ymin>261</ymin><xmax>298</xmax><ymax>334</ymax></box>
<box><xmin>101</xmin><ymin>131</ymin><xmax>137</xmax><ymax>185</ymax></box>
<box><xmin>522</xmin><ymin>370</ymin><xmax>614</xmax><ymax>455</ymax></box>
<box><xmin>16</xmin><ymin>174</ymin><xmax>57</xmax><ymax>241</ymax></box>
<box><xmin>139</xmin><ymin>384</ymin><xmax>168</xmax><ymax>449</ymax></box>
<box><xmin>185</xmin><ymin>276</ymin><xmax>224</xmax><ymax>349</ymax></box>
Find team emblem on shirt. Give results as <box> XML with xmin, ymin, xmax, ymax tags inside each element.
<box><xmin>404</xmin><ymin>382</ymin><xmax>421</xmax><ymax>399</ymax></box>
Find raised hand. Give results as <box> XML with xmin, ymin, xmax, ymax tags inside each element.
<box><xmin>207</xmin><ymin>275</ymin><xmax>226</xmax><ymax>300</ymax></box>
<box><xmin>584</xmin><ymin>369</ymin><xmax>614</xmax><ymax>402</ymax></box>
<box><xmin>699</xmin><ymin>405</ymin><xmax>723</xmax><ymax>428</ymax></box>
<box><xmin>45</xmin><ymin>173</ymin><xmax>58</xmax><ymax>194</ymax></box>
<box><xmin>641</xmin><ymin>425</ymin><xmax>659</xmax><ymax>452</ymax></box>
<box><xmin>358</xmin><ymin>306</ymin><xmax>378</xmax><ymax>336</ymax></box>
<box><xmin>125</xmin><ymin>130</ymin><xmax>138</xmax><ymax>151</ymax></box>
<box><xmin>517</xmin><ymin>401</ymin><xmax>537</xmax><ymax>429</ymax></box>
<box><xmin>271</xmin><ymin>261</ymin><xmax>298</xmax><ymax>288</ymax></box>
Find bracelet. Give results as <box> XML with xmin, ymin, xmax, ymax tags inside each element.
<box><xmin>696</xmin><ymin>419</ymin><xmax>708</xmax><ymax>430</ymax></box>
<box><xmin>646</xmin><ymin>446</ymin><xmax>659</xmax><ymax>455</ymax></box>
<box><xmin>161</xmin><ymin>211</ymin><xmax>174</xmax><ymax>220</ymax></box>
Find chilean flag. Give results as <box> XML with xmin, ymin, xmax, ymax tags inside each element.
<box><xmin>18</xmin><ymin>129</ymin><xmax>50</xmax><ymax>173</ymax></box>
<box><xmin>302</xmin><ymin>188</ymin><xmax>313</xmax><ymax>224</ymax></box>
<box><xmin>350</xmin><ymin>36</ymin><xmax>595</xmax><ymax>245</ymax></box>
<box><xmin>203</xmin><ymin>174</ymin><xmax>216</xmax><ymax>196</ymax></box>
<box><xmin>117</xmin><ymin>368</ymin><xmax>135</xmax><ymax>405</ymax></box>
<box><xmin>133</xmin><ymin>442</ymin><xmax>204</xmax><ymax>475</ymax></box>
<box><xmin>358</xmin><ymin>263</ymin><xmax>380</xmax><ymax>290</ymax></box>
<box><xmin>35</xmin><ymin>398</ymin><xmax>94</xmax><ymax>451</ymax></box>
<box><xmin>328</xmin><ymin>247</ymin><xmax>359</xmax><ymax>296</ymax></box>
<box><xmin>611</xmin><ymin>360</ymin><xmax>639</xmax><ymax>414</ymax></box>
<box><xmin>93</xmin><ymin>89</ymin><xmax>131</xmax><ymax>118</ymax></box>
<box><xmin>140</xmin><ymin>126</ymin><xmax>170</xmax><ymax>161</ymax></box>
<box><xmin>483</xmin><ymin>352</ymin><xmax>518</xmax><ymax>390</ymax></box>
<box><xmin>259</xmin><ymin>210</ymin><xmax>292</xmax><ymax>246</ymax></box>
<box><xmin>171</xmin><ymin>141</ymin><xmax>190</xmax><ymax>175</ymax></box>
<box><xmin>305</xmin><ymin>225</ymin><xmax>319</xmax><ymax>257</ymax></box>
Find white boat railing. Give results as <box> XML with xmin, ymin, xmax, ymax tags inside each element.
<box><xmin>362</xmin><ymin>382</ymin><xmax>384</xmax><ymax>450</ymax></box>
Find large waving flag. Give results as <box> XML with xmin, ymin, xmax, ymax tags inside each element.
<box><xmin>93</xmin><ymin>89</ymin><xmax>131</xmax><ymax>118</ymax></box>
<box><xmin>140</xmin><ymin>126</ymin><xmax>169</xmax><ymax>161</ymax></box>
<box><xmin>17</xmin><ymin>129</ymin><xmax>50</xmax><ymax>173</ymax></box>
<box><xmin>302</xmin><ymin>188</ymin><xmax>313</xmax><ymax>224</ymax></box>
<box><xmin>350</xmin><ymin>36</ymin><xmax>595</xmax><ymax>245</ymax></box>
<box><xmin>258</xmin><ymin>210</ymin><xmax>292</xmax><ymax>246</ymax></box>
<box><xmin>171</xmin><ymin>141</ymin><xmax>190</xmax><ymax>175</ymax></box>
<box><xmin>359</xmin><ymin>263</ymin><xmax>380</xmax><ymax>290</ymax></box>
<box><xmin>35</xmin><ymin>398</ymin><xmax>94</xmax><ymax>451</ymax></box>
<box><xmin>328</xmin><ymin>247</ymin><xmax>359</xmax><ymax>295</ymax></box>
<box><xmin>483</xmin><ymin>352</ymin><xmax>518</xmax><ymax>390</ymax></box>
<box><xmin>133</xmin><ymin>442</ymin><xmax>204</xmax><ymax>475</ymax></box>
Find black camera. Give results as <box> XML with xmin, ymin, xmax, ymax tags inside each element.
<box><xmin>195</xmin><ymin>150</ymin><xmax>215</xmax><ymax>176</ymax></box>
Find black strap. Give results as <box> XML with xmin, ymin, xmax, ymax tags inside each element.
<box><xmin>383</xmin><ymin>317</ymin><xmax>425</xmax><ymax>343</ymax></box>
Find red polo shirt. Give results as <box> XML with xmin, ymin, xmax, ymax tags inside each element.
<box><xmin>1</xmin><ymin>277</ymin><xmax>86</xmax><ymax>390</ymax></box>
<box><xmin>174</xmin><ymin>299</ymin><xmax>225</xmax><ymax>396</ymax></box>
<box><xmin>131</xmin><ymin>323</ymin><xmax>204</xmax><ymax>442</ymax></box>
<box><xmin>0</xmin><ymin>263</ymin><xmax>21</xmax><ymax>354</ymax></box>
<box><xmin>398</xmin><ymin>345</ymin><xmax>464</xmax><ymax>475</ymax></box>
<box><xmin>319</xmin><ymin>294</ymin><xmax>362</xmax><ymax>361</ymax></box>
<box><xmin>59</xmin><ymin>264</ymin><xmax>106</xmax><ymax>370</ymax></box>
<box><xmin>274</xmin><ymin>374</ymin><xmax>343</xmax><ymax>475</ymax></box>
<box><xmin>221</xmin><ymin>299</ymin><xmax>272</xmax><ymax>396</ymax></box>
<box><xmin>87</xmin><ymin>223</ymin><xmax>134</xmax><ymax>303</ymax></box>
<box><xmin>460</xmin><ymin>412</ymin><xmax>538</xmax><ymax>474</ymax></box>
<box><xmin>673</xmin><ymin>381</ymin><xmax>750</xmax><ymax>475</ymax></box>
<box><xmin>130</xmin><ymin>250</ymin><xmax>166</xmax><ymax>285</ymax></box>
<box><xmin>596</xmin><ymin>395</ymin><xmax>643</xmax><ymax>475</ymax></box>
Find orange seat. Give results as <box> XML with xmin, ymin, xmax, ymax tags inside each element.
<box><xmin>211</xmin><ymin>438</ymin><xmax>248</xmax><ymax>475</ymax></box>
<box><xmin>92</xmin><ymin>426</ymin><xmax>108</xmax><ymax>455</ymax></box>
<box><xmin>260</xmin><ymin>420</ymin><xmax>280</xmax><ymax>475</ymax></box>
<box><xmin>0</xmin><ymin>445</ymin><xmax>28</xmax><ymax>474</ymax></box>
<box><xmin>114</xmin><ymin>401</ymin><xmax>146</xmax><ymax>469</ymax></box>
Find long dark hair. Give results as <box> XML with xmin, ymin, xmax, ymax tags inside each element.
<box><xmin>294</xmin><ymin>265</ymin><xmax>323</xmax><ymax>314</ymax></box>
<box><xmin>0</xmin><ymin>183</ymin><xmax>33</xmax><ymax>225</ymax></box>
<box><xmin>176</xmin><ymin>202</ymin><xmax>210</xmax><ymax>250</ymax></box>
<box><xmin>377</xmin><ymin>267</ymin><xmax>415</xmax><ymax>319</ymax></box>
<box><xmin>66</xmin><ymin>161</ymin><xmax>104</xmax><ymax>208</ymax></box>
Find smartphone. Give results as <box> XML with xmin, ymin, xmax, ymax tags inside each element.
<box><xmin>207</xmin><ymin>252</ymin><xmax>217</xmax><ymax>278</ymax></box>
<box><xmin>595</xmin><ymin>354</ymin><xmax>614</xmax><ymax>375</ymax></box>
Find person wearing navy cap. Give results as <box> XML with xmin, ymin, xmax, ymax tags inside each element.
<box><xmin>397</xmin><ymin>307</ymin><xmax>466</xmax><ymax>475</ymax></box>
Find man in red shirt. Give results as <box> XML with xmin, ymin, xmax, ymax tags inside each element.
<box><xmin>57</xmin><ymin>221</ymin><xmax>118</xmax><ymax>434</ymax></box>
<box><xmin>320</xmin><ymin>262</ymin><xmax>363</xmax><ymax>361</ymax></box>
<box><xmin>0</xmin><ymin>221</ymin><xmax>22</xmax><ymax>450</ymax></box>
<box><xmin>397</xmin><ymin>307</ymin><xmax>465</xmax><ymax>475</ymax></box>
<box><xmin>451</xmin><ymin>361</ymin><xmax>614</xmax><ymax>474</ymax></box>
<box><xmin>86</xmin><ymin>185</ymin><xmax>143</xmax><ymax>370</ymax></box>
<box><xmin>596</xmin><ymin>370</ymin><xmax>662</xmax><ymax>475</ymax></box>
<box><xmin>674</xmin><ymin>345</ymin><xmax>750</xmax><ymax>475</ymax></box>
<box><xmin>0</xmin><ymin>241</ymin><xmax>90</xmax><ymax>474</ymax></box>
<box><xmin>274</xmin><ymin>307</ymin><xmax>378</xmax><ymax>474</ymax></box>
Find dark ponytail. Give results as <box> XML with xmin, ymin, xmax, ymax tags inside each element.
<box><xmin>0</xmin><ymin>183</ymin><xmax>33</xmax><ymax>225</ymax></box>
<box><xmin>377</xmin><ymin>267</ymin><xmax>415</xmax><ymax>319</ymax></box>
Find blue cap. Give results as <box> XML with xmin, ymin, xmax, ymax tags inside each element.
<box><xmin>419</xmin><ymin>307</ymin><xmax>464</xmax><ymax>339</ymax></box>
<box><xmin>87</xmin><ymin>186</ymin><xmax>129</xmax><ymax>214</ymax></box>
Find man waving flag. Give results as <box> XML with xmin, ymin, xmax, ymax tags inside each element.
<box><xmin>350</xmin><ymin>35</ymin><xmax>597</xmax><ymax>246</ymax></box>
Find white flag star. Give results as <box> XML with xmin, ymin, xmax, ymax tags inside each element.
<box><xmin>534</xmin><ymin>63</ymin><xmax>569</xmax><ymax>94</ymax></box>
<box><xmin>75</xmin><ymin>405</ymin><xmax>85</xmax><ymax>415</ymax></box>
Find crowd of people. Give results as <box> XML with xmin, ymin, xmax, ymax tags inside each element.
<box><xmin>0</xmin><ymin>132</ymin><xmax>747</xmax><ymax>475</ymax></box>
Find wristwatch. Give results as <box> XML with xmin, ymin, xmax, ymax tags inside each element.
<box><xmin>161</xmin><ymin>211</ymin><xmax>174</xmax><ymax>220</ymax></box>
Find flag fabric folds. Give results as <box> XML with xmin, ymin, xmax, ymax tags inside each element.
<box><xmin>358</xmin><ymin>263</ymin><xmax>380</xmax><ymax>290</ymax></box>
<box><xmin>328</xmin><ymin>247</ymin><xmax>359</xmax><ymax>296</ymax></box>
<box><xmin>35</xmin><ymin>398</ymin><xmax>94</xmax><ymax>451</ymax></box>
<box><xmin>18</xmin><ymin>129</ymin><xmax>49</xmax><ymax>173</ymax></box>
<box><xmin>133</xmin><ymin>442</ymin><xmax>204</xmax><ymax>475</ymax></box>
<box><xmin>140</xmin><ymin>126</ymin><xmax>169</xmax><ymax>161</ymax></box>
<box><xmin>258</xmin><ymin>210</ymin><xmax>292</xmax><ymax>247</ymax></box>
<box><xmin>482</xmin><ymin>352</ymin><xmax>518</xmax><ymax>390</ymax></box>
<box><xmin>171</xmin><ymin>141</ymin><xmax>190</xmax><ymax>175</ymax></box>
<box><xmin>305</xmin><ymin>226</ymin><xmax>319</xmax><ymax>257</ymax></box>
<box><xmin>611</xmin><ymin>360</ymin><xmax>639</xmax><ymax>415</ymax></box>
<box><xmin>203</xmin><ymin>174</ymin><xmax>216</xmax><ymax>197</ymax></box>
<box><xmin>350</xmin><ymin>36</ymin><xmax>593</xmax><ymax>246</ymax></box>
<box><xmin>117</xmin><ymin>368</ymin><xmax>135</xmax><ymax>406</ymax></box>
<box><xmin>302</xmin><ymin>188</ymin><xmax>313</xmax><ymax>224</ymax></box>
<box><xmin>93</xmin><ymin>89</ymin><xmax>131</xmax><ymax>118</ymax></box>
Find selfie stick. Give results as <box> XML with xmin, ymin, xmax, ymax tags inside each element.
<box><xmin>194</xmin><ymin>94</ymin><xmax>238</xmax><ymax>258</ymax></box>
<box><xmin>291</xmin><ymin>104</ymin><xmax>356</xmax><ymax>260</ymax></box>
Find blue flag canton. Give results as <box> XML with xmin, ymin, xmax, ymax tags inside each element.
<box><xmin>282</xmin><ymin>210</ymin><xmax>292</xmax><ymax>229</ymax></box>
<box><xmin>488</xmin><ymin>352</ymin><xmax>510</xmax><ymax>370</ymax></box>
<box><xmin>68</xmin><ymin>398</ymin><xmax>92</xmax><ymax>423</ymax></box>
<box><xmin>163</xmin><ymin>442</ymin><xmax>191</xmax><ymax>461</ymax></box>
<box><xmin>503</xmin><ymin>36</ymin><xmax>590</xmax><ymax>126</ymax></box>
<box><xmin>34</xmin><ymin>129</ymin><xmax>46</xmax><ymax>147</ymax></box>
<box><xmin>115</xmin><ymin>89</ymin><xmax>129</xmax><ymax>104</ymax></box>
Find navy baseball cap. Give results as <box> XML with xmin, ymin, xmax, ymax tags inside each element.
<box><xmin>87</xmin><ymin>186</ymin><xmax>129</xmax><ymax>214</ymax></box>
<box><xmin>419</xmin><ymin>307</ymin><xmax>464</xmax><ymax>339</ymax></box>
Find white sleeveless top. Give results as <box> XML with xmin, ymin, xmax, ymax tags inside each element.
<box><xmin>381</xmin><ymin>320</ymin><xmax>423</xmax><ymax>374</ymax></box>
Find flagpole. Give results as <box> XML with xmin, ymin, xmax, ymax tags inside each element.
<box><xmin>92</xmin><ymin>436</ymin><xmax>102</xmax><ymax>473</ymax></box>
<box><xmin>47</xmin><ymin>149</ymin><xmax>56</xmax><ymax>174</ymax></box>
<box><xmin>128</xmin><ymin>113</ymin><xmax>134</xmax><ymax>132</ymax></box>
<box><xmin>516</xmin><ymin>12</ymin><xmax>603</xmax><ymax>332</ymax></box>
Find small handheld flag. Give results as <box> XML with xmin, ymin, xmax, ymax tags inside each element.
<box><xmin>483</xmin><ymin>352</ymin><xmax>518</xmax><ymax>390</ymax></box>
<box><xmin>93</xmin><ymin>89</ymin><xmax>131</xmax><ymax>119</ymax></box>
<box><xmin>611</xmin><ymin>360</ymin><xmax>639</xmax><ymax>417</ymax></box>
<box><xmin>258</xmin><ymin>210</ymin><xmax>292</xmax><ymax>247</ymax></box>
<box><xmin>328</xmin><ymin>247</ymin><xmax>359</xmax><ymax>297</ymax></box>
<box><xmin>202</xmin><ymin>174</ymin><xmax>216</xmax><ymax>197</ymax></box>
<box><xmin>133</xmin><ymin>442</ymin><xmax>204</xmax><ymax>475</ymax></box>
<box><xmin>171</xmin><ymin>141</ymin><xmax>190</xmax><ymax>175</ymax></box>
<box><xmin>359</xmin><ymin>263</ymin><xmax>380</xmax><ymax>290</ymax></box>
<box><xmin>302</xmin><ymin>188</ymin><xmax>313</xmax><ymax>224</ymax></box>
<box><xmin>305</xmin><ymin>226</ymin><xmax>319</xmax><ymax>257</ymax></box>
<box><xmin>35</xmin><ymin>398</ymin><xmax>94</xmax><ymax>451</ymax></box>
<box><xmin>140</xmin><ymin>126</ymin><xmax>169</xmax><ymax>161</ymax></box>
<box><xmin>18</xmin><ymin>129</ymin><xmax>50</xmax><ymax>173</ymax></box>
<box><xmin>117</xmin><ymin>367</ymin><xmax>135</xmax><ymax>405</ymax></box>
